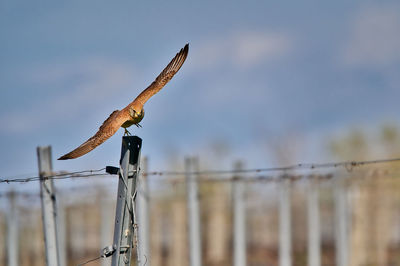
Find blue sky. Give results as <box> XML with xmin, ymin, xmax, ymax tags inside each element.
<box><xmin>1</xmin><ymin>1</ymin><xmax>400</xmax><ymax>184</ymax></box>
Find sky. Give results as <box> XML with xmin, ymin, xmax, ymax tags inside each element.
<box><xmin>1</xmin><ymin>0</ymin><xmax>400</xmax><ymax>188</ymax></box>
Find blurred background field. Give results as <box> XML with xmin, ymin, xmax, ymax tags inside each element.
<box><xmin>1</xmin><ymin>126</ymin><xmax>400</xmax><ymax>266</ymax></box>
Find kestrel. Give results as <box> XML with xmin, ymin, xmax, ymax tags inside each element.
<box><xmin>58</xmin><ymin>44</ymin><xmax>189</xmax><ymax>160</ymax></box>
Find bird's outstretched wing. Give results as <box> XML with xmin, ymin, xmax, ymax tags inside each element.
<box><xmin>58</xmin><ymin>44</ymin><xmax>189</xmax><ymax>160</ymax></box>
<box><xmin>58</xmin><ymin>110</ymin><xmax>128</xmax><ymax>160</ymax></box>
<box><xmin>127</xmin><ymin>43</ymin><xmax>189</xmax><ymax>112</ymax></box>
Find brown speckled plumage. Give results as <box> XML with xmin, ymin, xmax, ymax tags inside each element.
<box><xmin>58</xmin><ymin>44</ymin><xmax>189</xmax><ymax>160</ymax></box>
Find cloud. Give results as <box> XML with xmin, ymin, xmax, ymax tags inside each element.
<box><xmin>233</xmin><ymin>32</ymin><xmax>291</xmax><ymax>68</ymax></box>
<box><xmin>0</xmin><ymin>58</ymin><xmax>136</xmax><ymax>134</ymax></box>
<box><xmin>0</xmin><ymin>31</ymin><xmax>292</xmax><ymax>135</ymax></box>
<box><xmin>191</xmin><ymin>30</ymin><xmax>292</xmax><ymax>71</ymax></box>
<box><xmin>342</xmin><ymin>4</ymin><xmax>400</xmax><ymax>67</ymax></box>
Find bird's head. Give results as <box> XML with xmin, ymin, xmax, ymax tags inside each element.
<box><xmin>129</xmin><ymin>108</ymin><xmax>145</xmax><ymax>120</ymax></box>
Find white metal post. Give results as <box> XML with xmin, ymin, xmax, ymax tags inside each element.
<box><xmin>7</xmin><ymin>191</ymin><xmax>18</xmax><ymax>266</ymax></box>
<box><xmin>233</xmin><ymin>161</ymin><xmax>246</xmax><ymax>266</ymax></box>
<box><xmin>137</xmin><ymin>156</ymin><xmax>150</xmax><ymax>266</ymax></box>
<box><xmin>185</xmin><ymin>157</ymin><xmax>202</xmax><ymax>266</ymax></box>
<box><xmin>37</xmin><ymin>146</ymin><xmax>60</xmax><ymax>266</ymax></box>
<box><xmin>279</xmin><ymin>178</ymin><xmax>292</xmax><ymax>266</ymax></box>
<box><xmin>111</xmin><ymin>136</ymin><xmax>142</xmax><ymax>266</ymax></box>
<box><xmin>307</xmin><ymin>178</ymin><xmax>320</xmax><ymax>266</ymax></box>
<box><xmin>334</xmin><ymin>177</ymin><xmax>348</xmax><ymax>266</ymax></box>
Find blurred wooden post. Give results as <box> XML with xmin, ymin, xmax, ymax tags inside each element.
<box><xmin>7</xmin><ymin>191</ymin><xmax>18</xmax><ymax>266</ymax></box>
<box><xmin>279</xmin><ymin>178</ymin><xmax>292</xmax><ymax>266</ymax></box>
<box><xmin>57</xmin><ymin>201</ymin><xmax>66</xmax><ymax>266</ymax></box>
<box><xmin>207</xmin><ymin>186</ymin><xmax>228</xmax><ymax>264</ymax></box>
<box><xmin>334</xmin><ymin>177</ymin><xmax>348</xmax><ymax>266</ymax></box>
<box><xmin>169</xmin><ymin>200</ymin><xmax>187</xmax><ymax>266</ymax></box>
<box><xmin>100</xmin><ymin>191</ymin><xmax>114</xmax><ymax>266</ymax></box>
<box><xmin>37</xmin><ymin>146</ymin><xmax>60</xmax><ymax>266</ymax></box>
<box><xmin>150</xmin><ymin>205</ymin><xmax>162</xmax><ymax>266</ymax></box>
<box><xmin>233</xmin><ymin>161</ymin><xmax>247</xmax><ymax>266</ymax></box>
<box><xmin>307</xmin><ymin>178</ymin><xmax>320</xmax><ymax>266</ymax></box>
<box><xmin>111</xmin><ymin>136</ymin><xmax>142</xmax><ymax>266</ymax></box>
<box><xmin>185</xmin><ymin>157</ymin><xmax>202</xmax><ymax>266</ymax></box>
<box><xmin>137</xmin><ymin>156</ymin><xmax>150</xmax><ymax>266</ymax></box>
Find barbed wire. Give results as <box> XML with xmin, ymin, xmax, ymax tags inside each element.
<box><xmin>1</xmin><ymin>157</ymin><xmax>400</xmax><ymax>184</ymax></box>
<box><xmin>144</xmin><ymin>157</ymin><xmax>400</xmax><ymax>176</ymax></box>
<box><xmin>167</xmin><ymin>173</ymin><xmax>333</xmax><ymax>183</ymax></box>
<box><xmin>2</xmin><ymin>170</ymin><xmax>399</xmax><ymax>200</ymax></box>
<box><xmin>0</xmin><ymin>168</ymin><xmax>109</xmax><ymax>184</ymax></box>
<box><xmin>0</xmin><ymin>191</ymin><xmax>40</xmax><ymax>199</ymax></box>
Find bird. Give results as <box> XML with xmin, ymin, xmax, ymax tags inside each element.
<box><xmin>58</xmin><ymin>44</ymin><xmax>189</xmax><ymax>160</ymax></box>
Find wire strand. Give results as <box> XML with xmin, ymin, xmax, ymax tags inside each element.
<box><xmin>144</xmin><ymin>157</ymin><xmax>400</xmax><ymax>176</ymax></box>
<box><xmin>0</xmin><ymin>168</ymin><xmax>109</xmax><ymax>183</ymax></box>
<box><xmin>2</xmin><ymin>157</ymin><xmax>400</xmax><ymax>183</ymax></box>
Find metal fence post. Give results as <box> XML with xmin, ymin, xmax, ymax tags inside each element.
<box><xmin>185</xmin><ymin>156</ymin><xmax>202</xmax><ymax>266</ymax></box>
<box><xmin>7</xmin><ymin>191</ymin><xmax>18</xmax><ymax>266</ymax></box>
<box><xmin>279</xmin><ymin>178</ymin><xmax>292</xmax><ymax>266</ymax></box>
<box><xmin>137</xmin><ymin>156</ymin><xmax>150</xmax><ymax>266</ymax></box>
<box><xmin>111</xmin><ymin>136</ymin><xmax>142</xmax><ymax>266</ymax></box>
<box><xmin>233</xmin><ymin>161</ymin><xmax>246</xmax><ymax>266</ymax></box>
<box><xmin>334</xmin><ymin>177</ymin><xmax>348</xmax><ymax>266</ymax></box>
<box><xmin>307</xmin><ymin>178</ymin><xmax>320</xmax><ymax>266</ymax></box>
<box><xmin>37</xmin><ymin>146</ymin><xmax>60</xmax><ymax>266</ymax></box>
